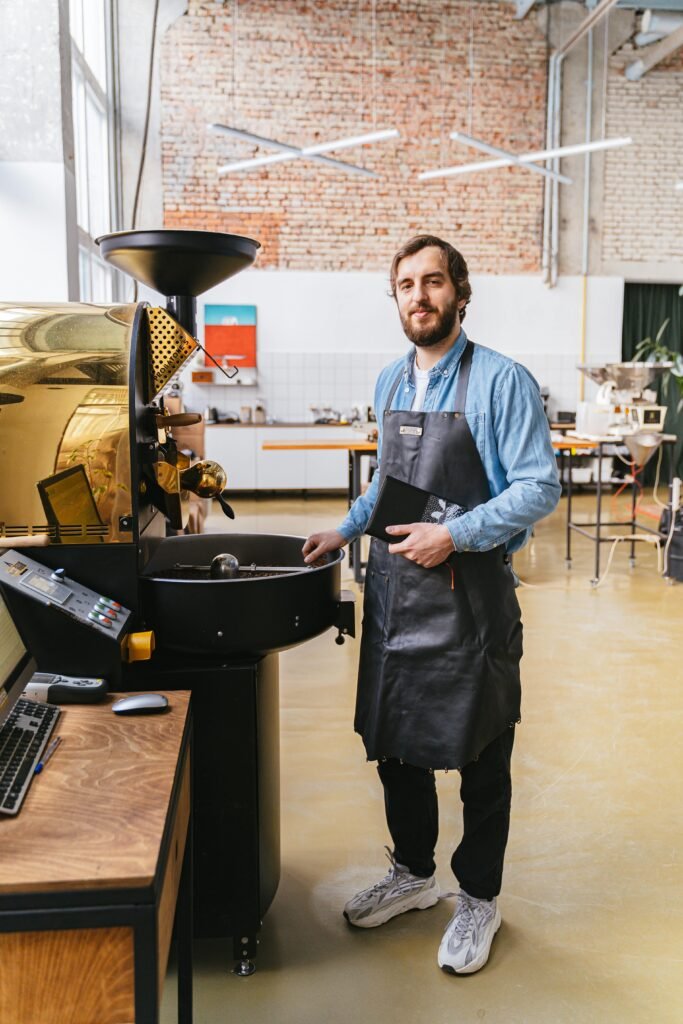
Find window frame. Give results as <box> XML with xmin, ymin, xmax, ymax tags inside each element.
<box><xmin>70</xmin><ymin>0</ymin><xmax>124</xmax><ymax>303</ymax></box>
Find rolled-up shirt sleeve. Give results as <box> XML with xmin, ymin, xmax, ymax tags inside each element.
<box><xmin>446</xmin><ymin>363</ymin><xmax>561</xmax><ymax>553</ymax></box>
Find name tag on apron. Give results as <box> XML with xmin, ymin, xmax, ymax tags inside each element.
<box><xmin>400</xmin><ymin>425</ymin><xmax>423</xmax><ymax>436</ymax></box>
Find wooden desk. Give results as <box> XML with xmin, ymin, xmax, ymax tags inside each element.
<box><xmin>0</xmin><ymin>691</ymin><xmax>192</xmax><ymax>1024</ymax></box>
<box><xmin>262</xmin><ymin>439</ymin><xmax>378</xmax><ymax>584</ymax></box>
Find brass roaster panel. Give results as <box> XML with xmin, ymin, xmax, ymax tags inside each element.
<box><xmin>146</xmin><ymin>308</ymin><xmax>198</xmax><ymax>397</ymax></box>
<box><xmin>0</xmin><ymin>302</ymin><xmax>135</xmax><ymax>545</ymax></box>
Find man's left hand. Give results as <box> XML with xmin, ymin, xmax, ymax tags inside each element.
<box><xmin>386</xmin><ymin>523</ymin><xmax>455</xmax><ymax>568</ymax></box>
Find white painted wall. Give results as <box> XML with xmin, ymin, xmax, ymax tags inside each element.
<box><xmin>0</xmin><ymin>162</ymin><xmax>74</xmax><ymax>301</ymax></box>
<box><xmin>167</xmin><ymin>271</ymin><xmax>624</xmax><ymax>422</ymax></box>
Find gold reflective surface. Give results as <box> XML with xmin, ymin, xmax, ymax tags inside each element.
<box><xmin>0</xmin><ymin>302</ymin><xmax>135</xmax><ymax>544</ymax></box>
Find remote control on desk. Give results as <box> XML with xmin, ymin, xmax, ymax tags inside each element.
<box><xmin>24</xmin><ymin>673</ymin><xmax>108</xmax><ymax>704</ymax></box>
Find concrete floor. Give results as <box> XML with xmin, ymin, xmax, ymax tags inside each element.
<box><xmin>162</xmin><ymin>492</ymin><xmax>683</xmax><ymax>1024</ymax></box>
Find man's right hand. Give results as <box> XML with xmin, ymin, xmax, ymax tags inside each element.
<box><xmin>302</xmin><ymin>529</ymin><xmax>348</xmax><ymax>564</ymax></box>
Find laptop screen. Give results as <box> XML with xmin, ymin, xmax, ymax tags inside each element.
<box><xmin>0</xmin><ymin>589</ymin><xmax>34</xmax><ymax>727</ymax></box>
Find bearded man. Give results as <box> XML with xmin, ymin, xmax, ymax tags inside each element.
<box><xmin>303</xmin><ymin>235</ymin><xmax>560</xmax><ymax>975</ymax></box>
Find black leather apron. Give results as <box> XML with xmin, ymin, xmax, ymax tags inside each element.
<box><xmin>355</xmin><ymin>341</ymin><xmax>523</xmax><ymax>770</ymax></box>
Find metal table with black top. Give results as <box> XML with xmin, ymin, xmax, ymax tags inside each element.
<box><xmin>553</xmin><ymin>433</ymin><xmax>677</xmax><ymax>585</ymax></box>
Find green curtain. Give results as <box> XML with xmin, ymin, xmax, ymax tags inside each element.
<box><xmin>622</xmin><ymin>282</ymin><xmax>683</xmax><ymax>360</ymax></box>
<box><xmin>622</xmin><ymin>282</ymin><xmax>683</xmax><ymax>479</ymax></box>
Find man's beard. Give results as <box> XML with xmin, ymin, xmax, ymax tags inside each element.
<box><xmin>400</xmin><ymin>297</ymin><xmax>459</xmax><ymax>348</ymax></box>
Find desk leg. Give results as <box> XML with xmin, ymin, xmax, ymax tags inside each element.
<box><xmin>347</xmin><ymin>451</ymin><xmax>355</xmax><ymax>572</ymax></box>
<box><xmin>134</xmin><ymin>910</ymin><xmax>159</xmax><ymax>1024</ymax></box>
<box><xmin>630</xmin><ymin>464</ymin><xmax>638</xmax><ymax>566</ymax></box>
<box><xmin>350</xmin><ymin>450</ymin><xmax>366</xmax><ymax>586</ymax></box>
<box><xmin>566</xmin><ymin>449</ymin><xmax>573</xmax><ymax>566</ymax></box>
<box><xmin>593</xmin><ymin>446</ymin><xmax>603</xmax><ymax>585</ymax></box>
<box><xmin>177</xmin><ymin>803</ymin><xmax>193</xmax><ymax>1024</ymax></box>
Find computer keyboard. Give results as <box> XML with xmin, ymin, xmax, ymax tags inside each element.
<box><xmin>0</xmin><ymin>698</ymin><xmax>60</xmax><ymax>815</ymax></box>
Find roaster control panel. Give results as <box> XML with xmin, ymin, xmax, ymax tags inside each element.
<box><xmin>0</xmin><ymin>550</ymin><xmax>132</xmax><ymax>641</ymax></box>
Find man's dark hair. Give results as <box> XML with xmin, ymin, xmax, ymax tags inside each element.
<box><xmin>389</xmin><ymin>234</ymin><xmax>472</xmax><ymax>321</ymax></box>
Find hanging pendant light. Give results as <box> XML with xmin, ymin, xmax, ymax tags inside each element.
<box><xmin>449</xmin><ymin>132</ymin><xmax>572</xmax><ymax>185</ymax></box>
<box><xmin>209</xmin><ymin>124</ymin><xmax>399</xmax><ymax>178</ymax></box>
<box><xmin>419</xmin><ymin>136</ymin><xmax>632</xmax><ymax>182</ymax></box>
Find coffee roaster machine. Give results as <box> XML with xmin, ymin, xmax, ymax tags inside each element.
<box><xmin>0</xmin><ymin>230</ymin><xmax>355</xmax><ymax>974</ymax></box>
<box><xmin>576</xmin><ymin>361</ymin><xmax>672</xmax><ymax>439</ymax></box>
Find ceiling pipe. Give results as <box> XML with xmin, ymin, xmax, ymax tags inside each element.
<box><xmin>578</xmin><ymin>27</ymin><xmax>595</xmax><ymax>404</ymax></box>
<box><xmin>625</xmin><ymin>21</ymin><xmax>683</xmax><ymax>79</ymax></box>
<box><xmin>641</xmin><ymin>9</ymin><xmax>683</xmax><ymax>37</ymax></box>
<box><xmin>542</xmin><ymin>0</ymin><xmax>621</xmax><ymax>287</ymax></box>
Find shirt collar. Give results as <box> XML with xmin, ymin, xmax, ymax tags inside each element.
<box><xmin>403</xmin><ymin>328</ymin><xmax>468</xmax><ymax>380</ymax></box>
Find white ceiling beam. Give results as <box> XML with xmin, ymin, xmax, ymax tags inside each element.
<box><xmin>512</xmin><ymin>0</ymin><xmax>537</xmax><ymax>20</ymax></box>
<box><xmin>625</xmin><ymin>21</ymin><xmax>683</xmax><ymax>79</ymax></box>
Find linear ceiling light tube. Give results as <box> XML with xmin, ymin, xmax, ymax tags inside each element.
<box><xmin>218</xmin><ymin>151</ymin><xmax>377</xmax><ymax>177</ymax></box>
<box><xmin>676</xmin><ymin>181</ymin><xmax>683</xmax><ymax>190</ymax></box>
<box><xmin>210</xmin><ymin>123</ymin><xmax>398</xmax><ymax>177</ymax></box>
<box><xmin>419</xmin><ymin>136</ymin><xmax>632</xmax><ymax>181</ymax></box>
<box><xmin>536</xmin><ymin>136</ymin><xmax>632</xmax><ymax>160</ymax></box>
<box><xmin>209</xmin><ymin>123</ymin><xmax>303</xmax><ymax>152</ymax></box>
<box><xmin>450</xmin><ymin>131</ymin><xmax>572</xmax><ymax>184</ymax></box>
<box><xmin>304</xmin><ymin>128</ymin><xmax>399</xmax><ymax>153</ymax></box>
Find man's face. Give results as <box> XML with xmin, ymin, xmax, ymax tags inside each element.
<box><xmin>394</xmin><ymin>246</ymin><xmax>463</xmax><ymax>348</ymax></box>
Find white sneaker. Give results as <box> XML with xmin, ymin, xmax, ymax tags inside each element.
<box><xmin>437</xmin><ymin>890</ymin><xmax>501</xmax><ymax>974</ymax></box>
<box><xmin>344</xmin><ymin>848</ymin><xmax>440</xmax><ymax>928</ymax></box>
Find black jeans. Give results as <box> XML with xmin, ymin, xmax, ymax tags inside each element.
<box><xmin>377</xmin><ymin>727</ymin><xmax>515</xmax><ymax>900</ymax></box>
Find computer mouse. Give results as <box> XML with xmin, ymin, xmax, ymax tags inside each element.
<box><xmin>111</xmin><ymin>693</ymin><xmax>169</xmax><ymax>715</ymax></box>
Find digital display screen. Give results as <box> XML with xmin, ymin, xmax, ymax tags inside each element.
<box><xmin>20</xmin><ymin>572</ymin><xmax>72</xmax><ymax>605</ymax></box>
<box><xmin>643</xmin><ymin>409</ymin><xmax>660</xmax><ymax>425</ymax></box>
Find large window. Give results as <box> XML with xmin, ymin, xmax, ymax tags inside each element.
<box><xmin>70</xmin><ymin>0</ymin><xmax>121</xmax><ymax>302</ymax></box>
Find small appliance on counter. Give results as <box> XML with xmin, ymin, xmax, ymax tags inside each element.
<box><xmin>310</xmin><ymin>404</ymin><xmax>342</xmax><ymax>424</ymax></box>
<box><xmin>576</xmin><ymin>362</ymin><xmax>671</xmax><ymax>438</ymax></box>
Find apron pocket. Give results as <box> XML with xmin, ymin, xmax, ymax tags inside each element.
<box><xmin>383</xmin><ymin>557</ymin><xmax>480</xmax><ymax>650</ymax></box>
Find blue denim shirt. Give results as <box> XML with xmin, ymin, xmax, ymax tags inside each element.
<box><xmin>339</xmin><ymin>329</ymin><xmax>561</xmax><ymax>553</ymax></box>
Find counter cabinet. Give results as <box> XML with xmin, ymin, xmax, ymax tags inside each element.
<box><xmin>206</xmin><ymin>424</ymin><xmax>361</xmax><ymax>490</ymax></box>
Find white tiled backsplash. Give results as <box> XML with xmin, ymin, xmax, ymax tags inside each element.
<box><xmin>180</xmin><ymin>348</ymin><xmax>580</xmax><ymax>422</ymax></box>
<box><xmin>181</xmin><ymin>350</ymin><xmax>400</xmax><ymax>422</ymax></box>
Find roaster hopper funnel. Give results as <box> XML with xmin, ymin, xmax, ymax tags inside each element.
<box><xmin>96</xmin><ymin>229</ymin><xmax>261</xmax><ymax>336</ymax></box>
<box><xmin>96</xmin><ymin>229</ymin><xmax>260</xmax><ymax>297</ymax></box>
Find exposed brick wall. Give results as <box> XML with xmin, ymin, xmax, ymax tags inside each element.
<box><xmin>160</xmin><ymin>0</ymin><xmax>548</xmax><ymax>273</ymax></box>
<box><xmin>602</xmin><ymin>49</ymin><xmax>683</xmax><ymax>266</ymax></box>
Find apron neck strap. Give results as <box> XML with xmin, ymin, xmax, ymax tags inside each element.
<box><xmin>453</xmin><ymin>340</ymin><xmax>474</xmax><ymax>414</ymax></box>
<box><xmin>383</xmin><ymin>339</ymin><xmax>475</xmax><ymax>416</ymax></box>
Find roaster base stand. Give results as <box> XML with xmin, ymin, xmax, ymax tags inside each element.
<box><xmin>125</xmin><ymin>651</ymin><xmax>280</xmax><ymax>971</ymax></box>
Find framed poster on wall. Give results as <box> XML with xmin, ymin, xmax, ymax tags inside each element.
<box><xmin>204</xmin><ymin>304</ymin><xmax>257</xmax><ymax>371</ymax></box>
